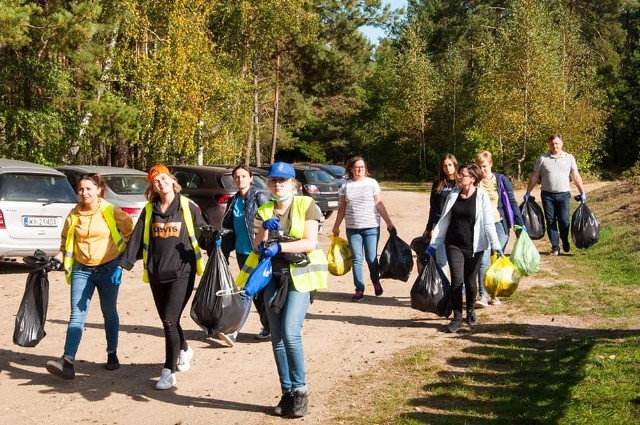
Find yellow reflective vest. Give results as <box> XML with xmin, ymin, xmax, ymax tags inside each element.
<box><xmin>63</xmin><ymin>203</ymin><xmax>124</xmax><ymax>284</ymax></box>
<box><xmin>235</xmin><ymin>196</ymin><xmax>328</xmax><ymax>293</ymax></box>
<box><xmin>141</xmin><ymin>195</ymin><xmax>205</xmax><ymax>283</ymax></box>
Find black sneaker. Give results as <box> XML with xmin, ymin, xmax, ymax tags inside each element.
<box><xmin>274</xmin><ymin>393</ymin><xmax>294</xmax><ymax>416</ymax></box>
<box><xmin>292</xmin><ymin>390</ymin><xmax>308</xmax><ymax>417</ymax></box>
<box><xmin>551</xmin><ymin>246</ymin><xmax>560</xmax><ymax>256</ymax></box>
<box><xmin>562</xmin><ymin>239</ymin><xmax>570</xmax><ymax>253</ymax></box>
<box><xmin>446</xmin><ymin>317</ymin><xmax>463</xmax><ymax>333</ymax></box>
<box><xmin>466</xmin><ymin>310</ymin><xmax>477</xmax><ymax>326</ymax></box>
<box><xmin>46</xmin><ymin>358</ymin><xmax>75</xmax><ymax>380</ymax></box>
<box><xmin>105</xmin><ymin>352</ymin><xmax>120</xmax><ymax>370</ymax></box>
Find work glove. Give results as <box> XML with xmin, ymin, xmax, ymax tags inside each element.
<box><xmin>259</xmin><ymin>241</ymin><xmax>281</xmax><ymax>258</ymax></box>
<box><xmin>424</xmin><ymin>246</ymin><xmax>437</xmax><ymax>257</ymax></box>
<box><xmin>580</xmin><ymin>192</ymin><xmax>587</xmax><ymax>203</ymax></box>
<box><xmin>48</xmin><ymin>257</ymin><xmax>63</xmax><ymax>272</ymax></box>
<box><xmin>523</xmin><ymin>192</ymin><xmax>531</xmax><ymax>203</ymax></box>
<box><xmin>493</xmin><ymin>248</ymin><xmax>504</xmax><ymax>258</ymax></box>
<box><xmin>262</xmin><ymin>218</ymin><xmax>281</xmax><ymax>231</ymax></box>
<box><xmin>111</xmin><ymin>266</ymin><xmax>123</xmax><ymax>286</ymax></box>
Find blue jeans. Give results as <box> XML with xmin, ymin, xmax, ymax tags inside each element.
<box><xmin>478</xmin><ymin>222</ymin><xmax>509</xmax><ymax>298</ymax></box>
<box><xmin>541</xmin><ymin>190</ymin><xmax>571</xmax><ymax>249</ymax></box>
<box><xmin>263</xmin><ymin>275</ymin><xmax>310</xmax><ymax>394</ymax></box>
<box><xmin>63</xmin><ymin>258</ymin><xmax>120</xmax><ymax>360</ymax></box>
<box><xmin>346</xmin><ymin>227</ymin><xmax>380</xmax><ymax>292</ymax></box>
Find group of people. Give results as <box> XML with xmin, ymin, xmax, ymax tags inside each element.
<box><xmin>43</xmin><ymin>133</ymin><xmax>585</xmax><ymax>417</ymax></box>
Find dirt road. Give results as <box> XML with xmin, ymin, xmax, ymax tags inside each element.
<box><xmin>0</xmin><ymin>183</ymin><xmax>607</xmax><ymax>425</ymax></box>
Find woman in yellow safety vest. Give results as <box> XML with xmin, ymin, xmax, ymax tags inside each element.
<box><xmin>118</xmin><ymin>164</ymin><xmax>206</xmax><ymax>390</ymax></box>
<box><xmin>236</xmin><ymin>161</ymin><xmax>327</xmax><ymax>418</ymax></box>
<box><xmin>46</xmin><ymin>173</ymin><xmax>134</xmax><ymax>381</ymax></box>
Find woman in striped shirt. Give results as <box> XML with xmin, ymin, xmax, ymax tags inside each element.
<box><xmin>332</xmin><ymin>156</ymin><xmax>395</xmax><ymax>301</ymax></box>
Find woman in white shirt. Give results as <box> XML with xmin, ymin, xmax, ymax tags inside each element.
<box><xmin>332</xmin><ymin>156</ymin><xmax>395</xmax><ymax>301</ymax></box>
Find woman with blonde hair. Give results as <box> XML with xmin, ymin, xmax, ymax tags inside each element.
<box><xmin>118</xmin><ymin>165</ymin><xmax>207</xmax><ymax>390</ymax></box>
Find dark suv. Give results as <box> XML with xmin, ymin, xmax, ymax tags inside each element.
<box><xmin>293</xmin><ymin>165</ymin><xmax>339</xmax><ymax>218</ymax></box>
<box><xmin>168</xmin><ymin>165</ymin><xmax>269</xmax><ymax>227</ymax></box>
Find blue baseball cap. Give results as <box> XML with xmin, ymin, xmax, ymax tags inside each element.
<box><xmin>267</xmin><ymin>162</ymin><xmax>295</xmax><ymax>179</ymax></box>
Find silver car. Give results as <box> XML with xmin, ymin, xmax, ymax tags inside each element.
<box><xmin>56</xmin><ymin>165</ymin><xmax>149</xmax><ymax>222</ymax></box>
<box><xmin>0</xmin><ymin>159</ymin><xmax>77</xmax><ymax>261</ymax></box>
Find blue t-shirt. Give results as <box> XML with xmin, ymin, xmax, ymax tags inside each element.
<box><xmin>233</xmin><ymin>198</ymin><xmax>252</xmax><ymax>255</ymax></box>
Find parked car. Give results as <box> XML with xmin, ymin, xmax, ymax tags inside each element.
<box><xmin>313</xmin><ymin>164</ymin><xmax>347</xmax><ymax>188</ymax></box>
<box><xmin>256</xmin><ymin>164</ymin><xmax>339</xmax><ymax>218</ymax></box>
<box><xmin>0</xmin><ymin>159</ymin><xmax>78</xmax><ymax>261</ymax></box>
<box><xmin>56</xmin><ymin>165</ymin><xmax>148</xmax><ymax>222</ymax></box>
<box><xmin>168</xmin><ymin>165</ymin><xmax>269</xmax><ymax>228</ymax></box>
<box><xmin>293</xmin><ymin>166</ymin><xmax>339</xmax><ymax>217</ymax></box>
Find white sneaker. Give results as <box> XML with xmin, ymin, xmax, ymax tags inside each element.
<box><xmin>155</xmin><ymin>368</ymin><xmax>176</xmax><ymax>390</ymax></box>
<box><xmin>475</xmin><ymin>296</ymin><xmax>489</xmax><ymax>309</ymax></box>
<box><xmin>490</xmin><ymin>297</ymin><xmax>502</xmax><ymax>306</ymax></box>
<box><xmin>217</xmin><ymin>332</ymin><xmax>237</xmax><ymax>347</ymax></box>
<box><xmin>177</xmin><ymin>346</ymin><xmax>194</xmax><ymax>372</ymax></box>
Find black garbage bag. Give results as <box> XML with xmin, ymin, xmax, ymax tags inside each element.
<box><xmin>519</xmin><ymin>197</ymin><xmax>545</xmax><ymax>240</ymax></box>
<box><xmin>410</xmin><ymin>236</ymin><xmax>429</xmax><ymax>267</ymax></box>
<box><xmin>571</xmin><ymin>202</ymin><xmax>600</xmax><ymax>249</ymax></box>
<box><xmin>379</xmin><ymin>229</ymin><xmax>414</xmax><ymax>282</ymax></box>
<box><xmin>14</xmin><ymin>249</ymin><xmax>60</xmax><ymax>347</ymax></box>
<box><xmin>267</xmin><ymin>232</ymin><xmax>309</xmax><ymax>267</ymax></box>
<box><xmin>410</xmin><ymin>255</ymin><xmax>451</xmax><ymax>318</ymax></box>
<box><xmin>190</xmin><ymin>235</ymin><xmax>244</xmax><ymax>337</ymax></box>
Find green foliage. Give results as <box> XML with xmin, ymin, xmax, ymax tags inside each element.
<box><xmin>621</xmin><ymin>160</ymin><xmax>640</xmax><ymax>185</ymax></box>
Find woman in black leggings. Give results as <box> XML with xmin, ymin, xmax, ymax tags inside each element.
<box><xmin>119</xmin><ymin>164</ymin><xmax>206</xmax><ymax>389</ymax></box>
<box><xmin>427</xmin><ymin>164</ymin><xmax>502</xmax><ymax>333</ymax></box>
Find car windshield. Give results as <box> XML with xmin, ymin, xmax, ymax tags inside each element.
<box><xmin>304</xmin><ymin>170</ymin><xmax>334</xmax><ymax>184</ymax></box>
<box><xmin>103</xmin><ymin>175</ymin><xmax>148</xmax><ymax>195</ymax></box>
<box><xmin>0</xmin><ymin>174</ymin><xmax>77</xmax><ymax>203</ymax></box>
<box><xmin>320</xmin><ymin>165</ymin><xmax>346</xmax><ymax>178</ymax></box>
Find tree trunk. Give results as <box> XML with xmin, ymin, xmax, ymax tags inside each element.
<box><xmin>253</xmin><ymin>63</ymin><xmax>261</xmax><ymax>166</ymax></box>
<box><xmin>270</xmin><ymin>54</ymin><xmax>280</xmax><ymax>165</ymax></box>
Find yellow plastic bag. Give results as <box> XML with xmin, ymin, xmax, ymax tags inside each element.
<box><xmin>484</xmin><ymin>255</ymin><xmax>522</xmax><ymax>298</ymax></box>
<box><xmin>328</xmin><ymin>235</ymin><xmax>352</xmax><ymax>276</ymax></box>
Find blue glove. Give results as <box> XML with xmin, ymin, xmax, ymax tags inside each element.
<box><xmin>580</xmin><ymin>192</ymin><xmax>586</xmax><ymax>203</ymax></box>
<box><xmin>424</xmin><ymin>246</ymin><xmax>436</xmax><ymax>257</ymax></box>
<box><xmin>494</xmin><ymin>249</ymin><xmax>504</xmax><ymax>258</ymax></box>
<box><xmin>262</xmin><ymin>218</ymin><xmax>281</xmax><ymax>231</ymax></box>
<box><xmin>523</xmin><ymin>192</ymin><xmax>530</xmax><ymax>203</ymax></box>
<box><xmin>259</xmin><ymin>242</ymin><xmax>281</xmax><ymax>258</ymax></box>
<box><xmin>111</xmin><ymin>266</ymin><xmax>122</xmax><ymax>286</ymax></box>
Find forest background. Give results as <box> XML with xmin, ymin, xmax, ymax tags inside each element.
<box><xmin>2</xmin><ymin>0</ymin><xmax>640</xmax><ymax>182</ymax></box>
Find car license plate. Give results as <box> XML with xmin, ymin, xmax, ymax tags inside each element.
<box><xmin>328</xmin><ymin>201</ymin><xmax>338</xmax><ymax>208</ymax></box>
<box><xmin>23</xmin><ymin>216</ymin><xmax>59</xmax><ymax>227</ymax></box>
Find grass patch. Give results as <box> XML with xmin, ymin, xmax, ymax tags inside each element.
<box><xmin>329</xmin><ymin>182</ymin><xmax>640</xmax><ymax>424</ymax></box>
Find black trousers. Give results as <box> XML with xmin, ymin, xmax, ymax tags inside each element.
<box><xmin>446</xmin><ymin>245</ymin><xmax>483</xmax><ymax>314</ymax></box>
<box><xmin>150</xmin><ymin>273</ymin><xmax>195</xmax><ymax>371</ymax></box>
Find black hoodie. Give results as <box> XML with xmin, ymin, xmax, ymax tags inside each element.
<box><xmin>119</xmin><ymin>194</ymin><xmax>206</xmax><ymax>284</ymax></box>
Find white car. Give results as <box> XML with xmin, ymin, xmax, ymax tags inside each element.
<box><xmin>0</xmin><ymin>159</ymin><xmax>77</xmax><ymax>261</ymax></box>
<box><xmin>56</xmin><ymin>165</ymin><xmax>148</xmax><ymax>223</ymax></box>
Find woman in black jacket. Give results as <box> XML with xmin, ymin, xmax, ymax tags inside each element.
<box><xmin>219</xmin><ymin>165</ymin><xmax>270</xmax><ymax>346</ymax></box>
<box><xmin>421</xmin><ymin>154</ymin><xmax>458</xmax><ymax>274</ymax></box>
